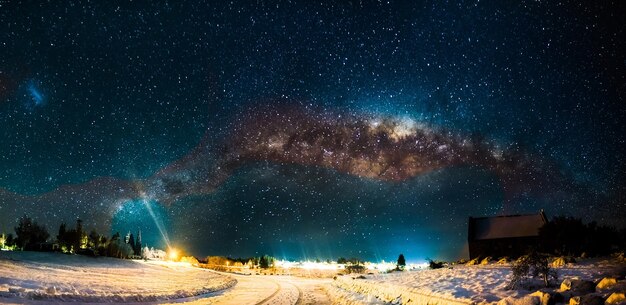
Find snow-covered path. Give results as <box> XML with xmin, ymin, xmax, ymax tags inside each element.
<box><xmin>163</xmin><ymin>274</ymin><xmax>331</xmax><ymax>305</ymax></box>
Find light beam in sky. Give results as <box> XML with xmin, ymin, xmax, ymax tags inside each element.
<box><xmin>141</xmin><ymin>197</ymin><xmax>172</xmax><ymax>249</ymax></box>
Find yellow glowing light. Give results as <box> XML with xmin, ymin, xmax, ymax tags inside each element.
<box><xmin>167</xmin><ymin>248</ymin><xmax>179</xmax><ymax>261</ymax></box>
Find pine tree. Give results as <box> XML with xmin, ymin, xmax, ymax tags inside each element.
<box><xmin>128</xmin><ymin>233</ymin><xmax>137</xmax><ymax>254</ymax></box>
<box><xmin>259</xmin><ymin>256</ymin><xmax>269</xmax><ymax>269</ymax></box>
<box><xmin>57</xmin><ymin>223</ymin><xmax>68</xmax><ymax>251</ymax></box>
<box><xmin>135</xmin><ymin>231</ymin><xmax>142</xmax><ymax>257</ymax></box>
<box><xmin>6</xmin><ymin>233</ymin><xmax>15</xmax><ymax>248</ymax></box>
<box><xmin>397</xmin><ymin>254</ymin><xmax>406</xmax><ymax>270</ymax></box>
<box><xmin>72</xmin><ymin>219</ymin><xmax>84</xmax><ymax>251</ymax></box>
<box><xmin>88</xmin><ymin>229</ymin><xmax>98</xmax><ymax>249</ymax></box>
<box><xmin>259</xmin><ymin>255</ymin><xmax>274</xmax><ymax>269</ymax></box>
<box><xmin>107</xmin><ymin>232</ymin><xmax>121</xmax><ymax>257</ymax></box>
<box><xmin>14</xmin><ymin>215</ymin><xmax>49</xmax><ymax>249</ymax></box>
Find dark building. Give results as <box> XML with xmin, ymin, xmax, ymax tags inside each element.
<box><xmin>468</xmin><ymin>210</ymin><xmax>547</xmax><ymax>259</ymax></box>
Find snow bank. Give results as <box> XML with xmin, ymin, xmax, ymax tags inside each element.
<box><xmin>0</xmin><ymin>251</ymin><xmax>236</xmax><ymax>303</ymax></box>
<box><xmin>332</xmin><ymin>274</ymin><xmax>474</xmax><ymax>305</ymax></box>
<box><xmin>329</xmin><ymin>258</ymin><xmax>626</xmax><ymax>305</ymax></box>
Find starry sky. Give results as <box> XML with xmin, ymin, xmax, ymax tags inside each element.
<box><xmin>1</xmin><ymin>1</ymin><xmax>624</xmax><ymax>262</ymax></box>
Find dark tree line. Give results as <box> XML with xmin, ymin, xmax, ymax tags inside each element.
<box><xmin>5</xmin><ymin>215</ymin><xmax>145</xmax><ymax>259</ymax></box>
<box><xmin>13</xmin><ymin>216</ymin><xmax>50</xmax><ymax>250</ymax></box>
<box><xmin>539</xmin><ymin>216</ymin><xmax>626</xmax><ymax>257</ymax></box>
<box><xmin>337</xmin><ymin>257</ymin><xmax>363</xmax><ymax>265</ymax></box>
<box><xmin>57</xmin><ymin>219</ymin><xmax>84</xmax><ymax>253</ymax></box>
<box><xmin>202</xmin><ymin>255</ymin><xmax>276</xmax><ymax>269</ymax></box>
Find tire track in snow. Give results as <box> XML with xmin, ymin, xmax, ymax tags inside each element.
<box><xmin>293</xmin><ymin>282</ymin><xmax>303</xmax><ymax>305</ymax></box>
<box><xmin>256</xmin><ymin>277</ymin><xmax>301</xmax><ymax>305</ymax></box>
<box><xmin>255</xmin><ymin>278</ymin><xmax>282</xmax><ymax>305</ymax></box>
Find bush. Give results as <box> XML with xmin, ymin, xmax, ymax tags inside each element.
<box><xmin>507</xmin><ymin>252</ymin><xmax>557</xmax><ymax>289</ymax></box>
<box><xmin>345</xmin><ymin>264</ymin><xmax>366</xmax><ymax>274</ymax></box>
<box><xmin>428</xmin><ymin>259</ymin><xmax>445</xmax><ymax>269</ymax></box>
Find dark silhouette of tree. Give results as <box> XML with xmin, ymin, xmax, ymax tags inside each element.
<box><xmin>57</xmin><ymin>223</ymin><xmax>69</xmax><ymax>251</ymax></box>
<box><xmin>5</xmin><ymin>233</ymin><xmax>15</xmax><ymax>248</ymax></box>
<box><xmin>135</xmin><ymin>231</ymin><xmax>142</xmax><ymax>257</ymax></box>
<box><xmin>97</xmin><ymin>235</ymin><xmax>108</xmax><ymax>255</ymax></box>
<box><xmin>337</xmin><ymin>257</ymin><xmax>348</xmax><ymax>264</ymax></box>
<box><xmin>259</xmin><ymin>256</ymin><xmax>269</xmax><ymax>269</ymax></box>
<box><xmin>72</xmin><ymin>219</ymin><xmax>83</xmax><ymax>252</ymax></box>
<box><xmin>259</xmin><ymin>255</ymin><xmax>274</xmax><ymax>269</ymax></box>
<box><xmin>539</xmin><ymin>216</ymin><xmax>586</xmax><ymax>256</ymax></box>
<box><xmin>14</xmin><ymin>215</ymin><xmax>49</xmax><ymax>249</ymax></box>
<box><xmin>397</xmin><ymin>254</ymin><xmax>406</xmax><ymax>270</ymax></box>
<box><xmin>539</xmin><ymin>216</ymin><xmax>623</xmax><ymax>257</ymax></box>
<box><xmin>347</xmin><ymin>257</ymin><xmax>362</xmax><ymax>265</ymax></box>
<box><xmin>88</xmin><ymin>229</ymin><xmax>99</xmax><ymax>249</ymax></box>
<box><xmin>104</xmin><ymin>232</ymin><xmax>132</xmax><ymax>259</ymax></box>
<box><xmin>107</xmin><ymin>232</ymin><xmax>121</xmax><ymax>257</ymax></box>
<box><xmin>128</xmin><ymin>233</ymin><xmax>136</xmax><ymax>256</ymax></box>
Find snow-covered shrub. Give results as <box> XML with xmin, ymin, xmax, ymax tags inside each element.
<box><xmin>507</xmin><ymin>252</ymin><xmax>558</xmax><ymax>290</ymax></box>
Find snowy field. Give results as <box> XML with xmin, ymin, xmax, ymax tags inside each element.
<box><xmin>0</xmin><ymin>251</ymin><xmax>333</xmax><ymax>305</ymax></box>
<box><xmin>329</xmin><ymin>259</ymin><xmax>626</xmax><ymax>305</ymax></box>
<box><xmin>0</xmin><ymin>251</ymin><xmax>235</xmax><ymax>303</ymax></box>
<box><xmin>2</xmin><ymin>251</ymin><xmax>625</xmax><ymax>305</ymax></box>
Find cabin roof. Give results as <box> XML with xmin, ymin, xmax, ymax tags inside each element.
<box><xmin>469</xmin><ymin>211</ymin><xmax>547</xmax><ymax>240</ymax></box>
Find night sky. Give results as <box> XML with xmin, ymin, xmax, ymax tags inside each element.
<box><xmin>1</xmin><ymin>1</ymin><xmax>624</xmax><ymax>262</ymax></box>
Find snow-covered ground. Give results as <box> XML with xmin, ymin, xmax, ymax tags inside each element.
<box><xmin>329</xmin><ymin>258</ymin><xmax>626</xmax><ymax>305</ymax></box>
<box><xmin>2</xmin><ymin>251</ymin><xmax>624</xmax><ymax>305</ymax></box>
<box><xmin>0</xmin><ymin>251</ymin><xmax>333</xmax><ymax>304</ymax></box>
<box><xmin>0</xmin><ymin>251</ymin><xmax>235</xmax><ymax>303</ymax></box>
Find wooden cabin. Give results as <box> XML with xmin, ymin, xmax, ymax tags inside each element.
<box><xmin>468</xmin><ymin>210</ymin><xmax>547</xmax><ymax>259</ymax></box>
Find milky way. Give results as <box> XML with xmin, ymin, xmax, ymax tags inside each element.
<box><xmin>0</xmin><ymin>104</ymin><xmax>566</xmax><ymax>234</ymax></box>
<box><xmin>150</xmin><ymin>104</ymin><xmax>564</xmax><ymax>204</ymax></box>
